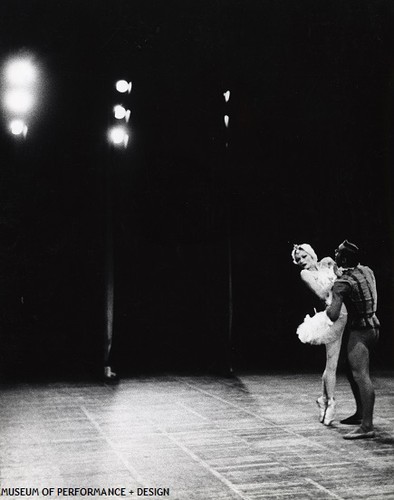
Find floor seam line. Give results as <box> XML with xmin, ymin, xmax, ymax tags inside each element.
<box><xmin>304</xmin><ymin>477</ymin><xmax>345</xmax><ymax>500</ymax></box>
<box><xmin>151</xmin><ymin>421</ymin><xmax>252</xmax><ymax>500</ymax></box>
<box><xmin>81</xmin><ymin>405</ymin><xmax>146</xmax><ymax>485</ymax></box>
<box><xmin>176</xmin><ymin>378</ymin><xmax>344</xmax><ymax>454</ymax></box>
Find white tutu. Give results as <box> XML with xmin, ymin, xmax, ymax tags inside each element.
<box><xmin>297</xmin><ymin>309</ymin><xmax>346</xmax><ymax>345</ymax></box>
<box><xmin>296</xmin><ymin>259</ymin><xmax>347</xmax><ymax>345</ymax></box>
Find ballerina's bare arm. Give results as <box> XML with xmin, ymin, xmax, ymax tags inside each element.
<box><xmin>300</xmin><ymin>269</ymin><xmax>330</xmax><ymax>300</ymax></box>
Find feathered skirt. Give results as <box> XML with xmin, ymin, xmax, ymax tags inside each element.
<box><xmin>296</xmin><ymin>307</ymin><xmax>347</xmax><ymax>345</ymax></box>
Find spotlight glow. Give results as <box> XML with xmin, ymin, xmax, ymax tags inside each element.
<box><xmin>5</xmin><ymin>59</ymin><xmax>37</xmax><ymax>86</ymax></box>
<box><xmin>4</xmin><ymin>89</ymin><xmax>34</xmax><ymax>114</ymax></box>
<box><xmin>223</xmin><ymin>90</ymin><xmax>230</xmax><ymax>102</ymax></box>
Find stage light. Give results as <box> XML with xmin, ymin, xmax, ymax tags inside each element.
<box><xmin>223</xmin><ymin>90</ymin><xmax>230</xmax><ymax>102</ymax></box>
<box><xmin>1</xmin><ymin>53</ymin><xmax>42</xmax><ymax>137</ymax></box>
<box><xmin>108</xmin><ymin>125</ymin><xmax>129</xmax><ymax>147</ymax></box>
<box><xmin>224</xmin><ymin>114</ymin><xmax>229</xmax><ymax>127</ymax></box>
<box><xmin>9</xmin><ymin>119</ymin><xmax>28</xmax><ymax>136</ymax></box>
<box><xmin>115</xmin><ymin>80</ymin><xmax>132</xmax><ymax>94</ymax></box>
<box><xmin>114</xmin><ymin>105</ymin><xmax>131</xmax><ymax>122</ymax></box>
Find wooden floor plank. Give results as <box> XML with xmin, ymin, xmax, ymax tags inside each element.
<box><xmin>0</xmin><ymin>372</ymin><xmax>393</xmax><ymax>499</ymax></box>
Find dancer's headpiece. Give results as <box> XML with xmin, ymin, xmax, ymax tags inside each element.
<box><xmin>338</xmin><ymin>240</ymin><xmax>359</xmax><ymax>254</ymax></box>
<box><xmin>336</xmin><ymin>240</ymin><xmax>360</xmax><ymax>267</ymax></box>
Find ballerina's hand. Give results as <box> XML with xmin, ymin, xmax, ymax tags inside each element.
<box><xmin>334</xmin><ymin>264</ymin><xmax>343</xmax><ymax>277</ymax></box>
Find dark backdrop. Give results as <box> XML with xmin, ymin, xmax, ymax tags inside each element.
<box><xmin>0</xmin><ymin>0</ymin><xmax>393</xmax><ymax>378</ymax></box>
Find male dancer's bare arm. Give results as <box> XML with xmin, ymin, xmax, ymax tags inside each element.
<box><xmin>326</xmin><ymin>290</ymin><xmax>343</xmax><ymax>321</ymax></box>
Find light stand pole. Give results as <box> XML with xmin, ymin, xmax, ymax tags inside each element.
<box><xmin>103</xmin><ymin>146</ymin><xmax>115</xmax><ymax>380</ymax></box>
<box><xmin>103</xmin><ymin>79</ymin><xmax>132</xmax><ymax>382</ymax></box>
<box><xmin>223</xmin><ymin>90</ymin><xmax>234</xmax><ymax>375</ymax></box>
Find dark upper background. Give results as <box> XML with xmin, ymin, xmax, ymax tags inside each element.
<box><xmin>0</xmin><ymin>0</ymin><xmax>393</xmax><ymax>378</ymax></box>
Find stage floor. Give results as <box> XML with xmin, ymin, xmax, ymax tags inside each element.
<box><xmin>0</xmin><ymin>371</ymin><xmax>393</xmax><ymax>499</ymax></box>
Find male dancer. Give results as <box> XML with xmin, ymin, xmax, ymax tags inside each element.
<box><xmin>326</xmin><ymin>240</ymin><xmax>379</xmax><ymax>439</ymax></box>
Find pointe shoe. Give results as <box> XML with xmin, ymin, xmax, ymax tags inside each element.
<box><xmin>316</xmin><ymin>396</ymin><xmax>327</xmax><ymax>423</ymax></box>
<box><xmin>323</xmin><ymin>399</ymin><xmax>336</xmax><ymax>426</ymax></box>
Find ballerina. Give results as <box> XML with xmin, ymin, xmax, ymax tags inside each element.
<box><xmin>292</xmin><ymin>244</ymin><xmax>347</xmax><ymax>425</ymax></box>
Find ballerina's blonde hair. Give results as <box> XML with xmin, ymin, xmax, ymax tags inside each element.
<box><xmin>291</xmin><ymin>243</ymin><xmax>318</xmax><ymax>265</ymax></box>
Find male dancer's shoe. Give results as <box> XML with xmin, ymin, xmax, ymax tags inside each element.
<box><xmin>340</xmin><ymin>414</ymin><xmax>362</xmax><ymax>425</ymax></box>
<box><xmin>316</xmin><ymin>396</ymin><xmax>327</xmax><ymax>423</ymax></box>
<box><xmin>343</xmin><ymin>426</ymin><xmax>375</xmax><ymax>440</ymax></box>
<box><xmin>323</xmin><ymin>399</ymin><xmax>336</xmax><ymax>426</ymax></box>
<box><xmin>103</xmin><ymin>366</ymin><xmax>119</xmax><ymax>383</ymax></box>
